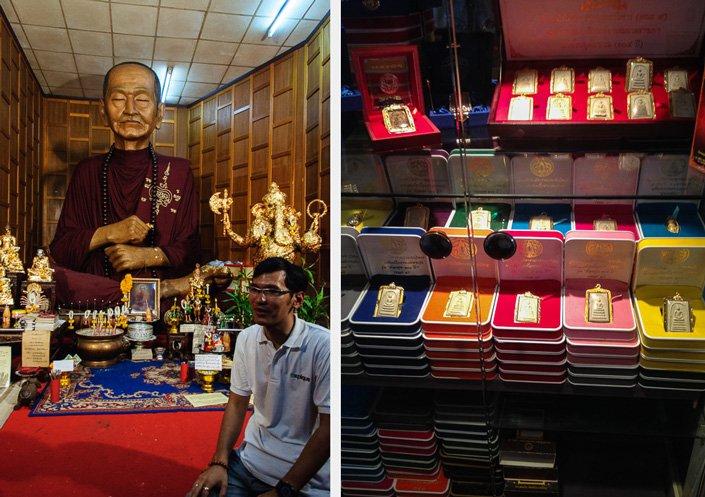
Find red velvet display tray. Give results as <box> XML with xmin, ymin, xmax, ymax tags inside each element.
<box><xmin>350</xmin><ymin>45</ymin><xmax>440</xmax><ymax>151</ymax></box>
<box><xmin>430</xmin><ymin>370</ymin><xmax>498</xmax><ymax>381</ymax></box>
<box><xmin>494</xmin><ymin>336</ymin><xmax>566</xmax><ymax>353</ymax></box>
<box><xmin>500</xmin><ymin>372</ymin><xmax>567</xmax><ymax>384</ymax></box>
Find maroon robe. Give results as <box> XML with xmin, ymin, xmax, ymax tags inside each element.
<box><xmin>50</xmin><ymin>148</ymin><xmax>199</xmax><ymax>307</ymax></box>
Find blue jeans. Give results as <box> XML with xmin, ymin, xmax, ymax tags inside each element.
<box><xmin>208</xmin><ymin>450</ymin><xmax>273</xmax><ymax>497</ymax></box>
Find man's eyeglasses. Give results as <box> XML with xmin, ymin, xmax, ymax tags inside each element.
<box><xmin>247</xmin><ymin>286</ymin><xmax>292</xmax><ymax>298</ymax></box>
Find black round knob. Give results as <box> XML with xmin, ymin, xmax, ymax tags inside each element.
<box><xmin>484</xmin><ymin>231</ymin><xmax>516</xmax><ymax>260</ymax></box>
<box><xmin>419</xmin><ymin>231</ymin><xmax>453</xmax><ymax>259</ymax></box>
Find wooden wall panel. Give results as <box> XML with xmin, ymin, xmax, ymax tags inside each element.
<box><xmin>186</xmin><ymin>19</ymin><xmax>330</xmax><ymax>285</ymax></box>
<box><xmin>42</xmin><ymin>99</ymin><xmax>181</xmax><ymax>247</ymax></box>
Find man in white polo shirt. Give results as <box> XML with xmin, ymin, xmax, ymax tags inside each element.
<box><xmin>187</xmin><ymin>257</ymin><xmax>330</xmax><ymax>497</ymax></box>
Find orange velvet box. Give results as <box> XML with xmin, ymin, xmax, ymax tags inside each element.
<box><xmin>351</xmin><ymin>45</ymin><xmax>441</xmax><ymax>152</ymax></box>
<box><xmin>488</xmin><ymin>0</ymin><xmax>705</xmax><ymax>148</ymax></box>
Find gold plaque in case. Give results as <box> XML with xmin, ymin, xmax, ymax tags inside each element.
<box><xmin>508</xmin><ymin>95</ymin><xmax>534</xmax><ymax>120</ymax></box>
<box><xmin>587</xmin><ymin>93</ymin><xmax>614</xmax><ymax>120</ymax></box>
<box><xmin>627</xmin><ymin>90</ymin><xmax>655</xmax><ymax>120</ymax></box>
<box><xmin>550</xmin><ymin>66</ymin><xmax>575</xmax><ymax>94</ymax></box>
<box><xmin>585</xmin><ymin>284</ymin><xmax>612</xmax><ymax>323</ymax></box>
<box><xmin>662</xmin><ymin>293</ymin><xmax>694</xmax><ymax>332</ymax></box>
<box><xmin>593</xmin><ymin>216</ymin><xmax>618</xmax><ymax>231</ymax></box>
<box><xmin>374</xmin><ymin>282</ymin><xmax>404</xmax><ymax>318</ymax></box>
<box><xmin>382</xmin><ymin>104</ymin><xmax>416</xmax><ymax>134</ymax></box>
<box><xmin>588</xmin><ymin>67</ymin><xmax>612</xmax><ymax>94</ymax></box>
<box><xmin>664</xmin><ymin>68</ymin><xmax>689</xmax><ymax>93</ymax></box>
<box><xmin>469</xmin><ymin>207</ymin><xmax>492</xmax><ymax>230</ymax></box>
<box><xmin>665</xmin><ymin>216</ymin><xmax>680</xmax><ymax>234</ymax></box>
<box><xmin>669</xmin><ymin>89</ymin><xmax>696</xmax><ymax>118</ymax></box>
<box><xmin>514</xmin><ymin>292</ymin><xmax>541</xmax><ymax>324</ymax></box>
<box><xmin>404</xmin><ymin>204</ymin><xmax>430</xmax><ymax>229</ymax></box>
<box><xmin>443</xmin><ymin>289</ymin><xmax>474</xmax><ymax>318</ymax></box>
<box><xmin>513</xmin><ymin>69</ymin><xmax>539</xmax><ymax>95</ymax></box>
<box><xmin>529</xmin><ymin>213</ymin><xmax>554</xmax><ymax>231</ymax></box>
<box><xmin>546</xmin><ymin>94</ymin><xmax>572</xmax><ymax>120</ymax></box>
<box><xmin>626</xmin><ymin>57</ymin><xmax>653</xmax><ymax>91</ymax></box>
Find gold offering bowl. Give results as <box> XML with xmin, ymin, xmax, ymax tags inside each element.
<box><xmin>196</xmin><ymin>370</ymin><xmax>219</xmax><ymax>393</ymax></box>
<box><xmin>75</xmin><ymin>329</ymin><xmax>127</xmax><ymax>367</ymax></box>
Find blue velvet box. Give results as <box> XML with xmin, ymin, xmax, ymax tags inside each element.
<box><xmin>635</xmin><ymin>202</ymin><xmax>705</xmax><ymax>238</ymax></box>
<box><xmin>511</xmin><ymin>203</ymin><xmax>573</xmax><ymax>235</ymax></box>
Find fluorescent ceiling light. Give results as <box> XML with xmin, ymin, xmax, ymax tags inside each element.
<box><xmin>161</xmin><ymin>65</ymin><xmax>174</xmax><ymax>102</ymax></box>
<box><xmin>266</xmin><ymin>0</ymin><xmax>297</xmax><ymax>39</ymax></box>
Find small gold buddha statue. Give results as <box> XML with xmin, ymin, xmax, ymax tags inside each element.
<box><xmin>0</xmin><ymin>226</ymin><xmax>25</xmax><ymax>273</ymax></box>
<box><xmin>0</xmin><ymin>267</ymin><xmax>14</xmax><ymax>306</ymax></box>
<box><xmin>27</xmin><ymin>249</ymin><xmax>54</xmax><ymax>282</ymax></box>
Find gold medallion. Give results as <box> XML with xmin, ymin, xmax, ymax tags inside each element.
<box><xmin>588</xmin><ymin>67</ymin><xmax>612</xmax><ymax>93</ymax></box>
<box><xmin>626</xmin><ymin>57</ymin><xmax>653</xmax><ymax>92</ymax></box>
<box><xmin>404</xmin><ymin>204</ymin><xmax>430</xmax><ymax>229</ymax></box>
<box><xmin>374</xmin><ymin>283</ymin><xmax>405</xmax><ymax>318</ymax></box>
<box><xmin>382</xmin><ymin>104</ymin><xmax>415</xmax><ymax>134</ymax></box>
<box><xmin>346</xmin><ymin>210</ymin><xmax>366</xmax><ymax>228</ymax></box>
<box><xmin>529</xmin><ymin>212</ymin><xmax>554</xmax><ymax>231</ymax></box>
<box><xmin>665</xmin><ymin>216</ymin><xmax>680</xmax><ymax>234</ymax></box>
<box><xmin>515</xmin><ymin>292</ymin><xmax>540</xmax><ymax>324</ymax></box>
<box><xmin>550</xmin><ymin>66</ymin><xmax>575</xmax><ymax>94</ymax></box>
<box><xmin>585</xmin><ymin>284</ymin><xmax>612</xmax><ymax>324</ymax></box>
<box><xmin>627</xmin><ymin>90</ymin><xmax>655</xmax><ymax>120</ymax></box>
<box><xmin>664</xmin><ymin>68</ymin><xmax>689</xmax><ymax>93</ymax></box>
<box><xmin>513</xmin><ymin>69</ymin><xmax>539</xmax><ymax>95</ymax></box>
<box><xmin>508</xmin><ymin>95</ymin><xmax>534</xmax><ymax>120</ymax></box>
<box><xmin>443</xmin><ymin>290</ymin><xmax>474</xmax><ymax>318</ymax></box>
<box><xmin>593</xmin><ymin>216</ymin><xmax>618</xmax><ymax>231</ymax></box>
<box><xmin>587</xmin><ymin>93</ymin><xmax>614</xmax><ymax>120</ymax></box>
<box><xmin>546</xmin><ymin>93</ymin><xmax>572</xmax><ymax>120</ymax></box>
<box><xmin>669</xmin><ymin>89</ymin><xmax>696</xmax><ymax>118</ymax></box>
<box><xmin>469</xmin><ymin>207</ymin><xmax>492</xmax><ymax>230</ymax></box>
<box><xmin>662</xmin><ymin>293</ymin><xmax>694</xmax><ymax>332</ymax></box>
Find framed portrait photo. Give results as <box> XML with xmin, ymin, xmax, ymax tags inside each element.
<box><xmin>129</xmin><ymin>278</ymin><xmax>160</xmax><ymax>319</ymax></box>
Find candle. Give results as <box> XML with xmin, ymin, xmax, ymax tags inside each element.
<box><xmin>180</xmin><ymin>362</ymin><xmax>189</xmax><ymax>383</ymax></box>
<box><xmin>50</xmin><ymin>378</ymin><xmax>60</xmax><ymax>403</ymax></box>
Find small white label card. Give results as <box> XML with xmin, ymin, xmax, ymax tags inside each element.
<box><xmin>131</xmin><ymin>348</ymin><xmax>154</xmax><ymax>361</ymax></box>
<box><xmin>21</xmin><ymin>330</ymin><xmax>50</xmax><ymax>368</ymax></box>
<box><xmin>184</xmin><ymin>392</ymin><xmax>228</xmax><ymax>407</ymax></box>
<box><xmin>0</xmin><ymin>346</ymin><xmax>10</xmax><ymax>388</ymax></box>
<box><xmin>195</xmin><ymin>353</ymin><xmax>222</xmax><ymax>371</ymax></box>
<box><xmin>179</xmin><ymin>324</ymin><xmax>195</xmax><ymax>333</ymax></box>
<box><xmin>53</xmin><ymin>359</ymin><xmax>74</xmax><ymax>372</ymax></box>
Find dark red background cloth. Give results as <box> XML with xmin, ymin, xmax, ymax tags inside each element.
<box><xmin>50</xmin><ymin>148</ymin><xmax>200</xmax><ymax>307</ymax></box>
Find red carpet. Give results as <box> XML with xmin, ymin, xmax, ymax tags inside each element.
<box><xmin>0</xmin><ymin>407</ymin><xmax>250</xmax><ymax>497</ymax></box>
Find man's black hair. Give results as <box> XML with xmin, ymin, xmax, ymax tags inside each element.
<box><xmin>253</xmin><ymin>257</ymin><xmax>308</xmax><ymax>294</ymax></box>
<box><xmin>102</xmin><ymin>61</ymin><xmax>162</xmax><ymax>103</ymax></box>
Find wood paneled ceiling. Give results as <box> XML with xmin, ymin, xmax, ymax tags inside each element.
<box><xmin>0</xmin><ymin>0</ymin><xmax>328</xmax><ymax>105</ymax></box>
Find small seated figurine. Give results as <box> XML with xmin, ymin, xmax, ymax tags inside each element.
<box><xmin>27</xmin><ymin>249</ymin><xmax>54</xmax><ymax>282</ymax></box>
<box><xmin>0</xmin><ymin>226</ymin><xmax>24</xmax><ymax>273</ymax></box>
<box><xmin>0</xmin><ymin>267</ymin><xmax>13</xmax><ymax>306</ymax></box>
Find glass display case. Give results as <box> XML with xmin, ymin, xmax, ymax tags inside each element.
<box><xmin>341</xmin><ymin>1</ymin><xmax>705</xmax><ymax>496</ymax></box>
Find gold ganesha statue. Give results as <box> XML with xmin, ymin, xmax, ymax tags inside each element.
<box><xmin>209</xmin><ymin>182</ymin><xmax>327</xmax><ymax>266</ymax></box>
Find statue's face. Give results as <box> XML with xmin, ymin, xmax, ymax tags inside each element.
<box><xmin>101</xmin><ymin>64</ymin><xmax>163</xmax><ymax>147</ymax></box>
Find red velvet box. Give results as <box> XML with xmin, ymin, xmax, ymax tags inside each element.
<box><xmin>489</xmin><ymin>0</ymin><xmax>705</xmax><ymax>147</ymax></box>
<box><xmin>351</xmin><ymin>45</ymin><xmax>441</xmax><ymax>151</ymax></box>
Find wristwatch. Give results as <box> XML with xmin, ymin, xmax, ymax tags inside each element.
<box><xmin>275</xmin><ymin>481</ymin><xmax>298</xmax><ymax>497</ymax></box>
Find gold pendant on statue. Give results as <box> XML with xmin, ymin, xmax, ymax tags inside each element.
<box><xmin>513</xmin><ymin>69</ymin><xmax>538</xmax><ymax>95</ymax></box>
<box><xmin>587</xmin><ymin>93</ymin><xmax>614</xmax><ymax>120</ymax></box>
<box><xmin>588</xmin><ymin>67</ymin><xmax>612</xmax><ymax>94</ymax></box>
<box><xmin>443</xmin><ymin>290</ymin><xmax>474</xmax><ymax>318</ymax></box>
<box><xmin>626</xmin><ymin>57</ymin><xmax>653</xmax><ymax>91</ymax></box>
<box><xmin>529</xmin><ymin>212</ymin><xmax>554</xmax><ymax>231</ymax></box>
<box><xmin>585</xmin><ymin>284</ymin><xmax>612</xmax><ymax>324</ymax></box>
<box><xmin>550</xmin><ymin>66</ymin><xmax>575</xmax><ymax>94</ymax></box>
<box><xmin>404</xmin><ymin>204</ymin><xmax>430</xmax><ymax>230</ymax></box>
<box><xmin>664</xmin><ymin>68</ymin><xmax>689</xmax><ymax>93</ymax></box>
<box><xmin>665</xmin><ymin>216</ymin><xmax>680</xmax><ymax>234</ymax></box>
<box><xmin>374</xmin><ymin>283</ymin><xmax>404</xmax><ymax>318</ymax></box>
<box><xmin>514</xmin><ymin>292</ymin><xmax>540</xmax><ymax>324</ymax></box>
<box><xmin>546</xmin><ymin>94</ymin><xmax>572</xmax><ymax>120</ymax></box>
<box><xmin>382</xmin><ymin>104</ymin><xmax>415</xmax><ymax>134</ymax></box>
<box><xmin>469</xmin><ymin>207</ymin><xmax>492</xmax><ymax>230</ymax></box>
<box><xmin>628</xmin><ymin>90</ymin><xmax>655</xmax><ymax>120</ymax></box>
<box><xmin>662</xmin><ymin>293</ymin><xmax>694</xmax><ymax>333</ymax></box>
<box><xmin>508</xmin><ymin>95</ymin><xmax>534</xmax><ymax>120</ymax></box>
<box><xmin>593</xmin><ymin>216</ymin><xmax>618</xmax><ymax>231</ymax></box>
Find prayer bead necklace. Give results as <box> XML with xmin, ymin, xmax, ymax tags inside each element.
<box><xmin>100</xmin><ymin>143</ymin><xmax>159</xmax><ymax>278</ymax></box>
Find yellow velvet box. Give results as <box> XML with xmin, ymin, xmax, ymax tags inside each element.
<box><xmin>341</xmin><ymin>198</ymin><xmax>394</xmax><ymax>232</ymax></box>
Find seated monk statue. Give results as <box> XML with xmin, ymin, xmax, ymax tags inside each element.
<box><xmin>50</xmin><ymin>62</ymin><xmax>224</xmax><ymax>310</ymax></box>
